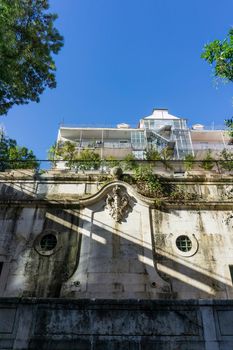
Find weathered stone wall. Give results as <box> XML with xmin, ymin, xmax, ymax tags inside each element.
<box><xmin>0</xmin><ymin>170</ymin><xmax>232</xmax><ymax>299</ymax></box>
<box><xmin>0</xmin><ymin>298</ymin><xmax>233</xmax><ymax>350</ymax></box>
<box><xmin>0</xmin><ymin>170</ymin><xmax>233</xmax><ymax>349</ymax></box>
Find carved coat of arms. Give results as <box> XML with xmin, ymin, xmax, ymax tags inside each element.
<box><xmin>105</xmin><ymin>185</ymin><xmax>131</xmax><ymax>223</ymax></box>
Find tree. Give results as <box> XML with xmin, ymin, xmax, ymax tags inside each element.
<box><xmin>0</xmin><ymin>130</ymin><xmax>38</xmax><ymax>170</ymax></box>
<box><xmin>48</xmin><ymin>141</ymin><xmax>101</xmax><ymax>170</ymax></box>
<box><xmin>78</xmin><ymin>149</ymin><xmax>101</xmax><ymax>170</ymax></box>
<box><xmin>201</xmin><ymin>28</ymin><xmax>233</xmax><ymax>82</ymax></box>
<box><xmin>0</xmin><ymin>0</ymin><xmax>63</xmax><ymax>115</ymax></box>
<box><xmin>201</xmin><ymin>28</ymin><xmax>233</xmax><ymax>132</ymax></box>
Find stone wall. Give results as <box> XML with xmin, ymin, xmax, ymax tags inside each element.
<box><xmin>0</xmin><ymin>170</ymin><xmax>233</xmax><ymax>349</ymax></box>
<box><xmin>0</xmin><ymin>170</ymin><xmax>232</xmax><ymax>299</ymax></box>
<box><xmin>0</xmin><ymin>298</ymin><xmax>233</xmax><ymax>350</ymax></box>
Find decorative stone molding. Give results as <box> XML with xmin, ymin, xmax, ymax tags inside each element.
<box><xmin>105</xmin><ymin>185</ymin><xmax>131</xmax><ymax>223</ymax></box>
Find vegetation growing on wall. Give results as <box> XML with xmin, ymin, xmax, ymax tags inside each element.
<box><xmin>220</xmin><ymin>149</ymin><xmax>233</xmax><ymax>171</ymax></box>
<box><xmin>144</xmin><ymin>148</ymin><xmax>162</xmax><ymax>161</ymax></box>
<box><xmin>133</xmin><ymin>165</ymin><xmax>164</xmax><ymax>197</ymax></box>
<box><xmin>121</xmin><ymin>153</ymin><xmax>138</xmax><ymax>171</ymax></box>
<box><xmin>184</xmin><ymin>154</ymin><xmax>196</xmax><ymax>171</ymax></box>
<box><xmin>200</xmin><ymin>150</ymin><xmax>215</xmax><ymax>171</ymax></box>
<box><xmin>103</xmin><ymin>156</ymin><xmax>120</xmax><ymax>168</ymax></box>
<box><xmin>122</xmin><ymin>165</ymin><xmax>200</xmax><ymax>202</ymax></box>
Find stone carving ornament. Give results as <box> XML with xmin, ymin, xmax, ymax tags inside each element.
<box><xmin>105</xmin><ymin>185</ymin><xmax>131</xmax><ymax>223</ymax></box>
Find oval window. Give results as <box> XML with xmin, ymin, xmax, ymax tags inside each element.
<box><xmin>176</xmin><ymin>235</ymin><xmax>192</xmax><ymax>252</ymax></box>
<box><xmin>40</xmin><ymin>234</ymin><xmax>57</xmax><ymax>251</ymax></box>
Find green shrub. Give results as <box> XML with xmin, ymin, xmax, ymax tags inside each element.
<box><xmin>220</xmin><ymin>149</ymin><xmax>233</xmax><ymax>171</ymax></box>
<box><xmin>122</xmin><ymin>153</ymin><xmax>138</xmax><ymax>171</ymax></box>
<box><xmin>200</xmin><ymin>150</ymin><xmax>215</xmax><ymax>171</ymax></box>
<box><xmin>144</xmin><ymin>147</ymin><xmax>162</xmax><ymax>161</ymax></box>
<box><xmin>133</xmin><ymin>165</ymin><xmax>163</xmax><ymax>196</ymax></box>
<box><xmin>48</xmin><ymin>141</ymin><xmax>101</xmax><ymax>170</ymax></box>
<box><xmin>184</xmin><ymin>153</ymin><xmax>196</xmax><ymax>171</ymax></box>
<box><xmin>104</xmin><ymin>156</ymin><xmax>120</xmax><ymax>169</ymax></box>
<box><xmin>77</xmin><ymin>149</ymin><xmax>100</xmax><ymax>170</ymax></box>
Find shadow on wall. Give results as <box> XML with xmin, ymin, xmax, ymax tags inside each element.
<box><xmin>0</xmin><ymin>182</ymin><xmax>232</xmax><ymax>299</ymax></box>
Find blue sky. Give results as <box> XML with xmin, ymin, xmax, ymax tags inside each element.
<box><xmin>1</xmin><ymin>0</ymin><xmax>233</xmax><ymax>159</ymax></box>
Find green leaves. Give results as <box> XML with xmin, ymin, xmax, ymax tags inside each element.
<box><xmin>200</xmin><ymin>150</ymin><xmax>215</xmax><ymax>171</ymax></box>
<box><xmin>0</xmin><ymin>131</ymin><xmax>38</xmax><ymax>170</ymax></box>
<box><xmin>78</xmin><ymin>149</ymin><xmax>101</xmax><ymax>170</ymax></box>
<box><xmin>225</xmin><ymin>118</ymin><xmax>233</xmax><ymax>137</ymax></box>
<box><xmin>49</xmin><ymin>141</ymin><xmax>101</xmax><ymax>170</ymax></box>
<box><xmin>201</xmin><ymin>28</ymin><xmax>233</xmax><ymax>82</ymax></box>
<box><xmin>144</xmin><ymin>147</ymin><xmax>162</xmax><ymax>161</ymax></box>
<box><xmin>184</xmin><ymin>153</ymin><xmax>196</xmax><ymax>171</ymax></box>
<box><xmin>202</xmin><ymin>29</ymin><xmax>233</xmax><ymax>138</ymax></box>
<box><xmin>219</xmin><ymin>149</ymin><xmax>233</xmax><ymax>171</ymax></box>
<box><xmin>0</xmin><ymin>0</ymin><xmax>63</xmax><ymax>115</ymax></box>
<box><xmin>133</xmin><ymin>165</ymin><xmax>164</xmax><ymax>197</ymax></box>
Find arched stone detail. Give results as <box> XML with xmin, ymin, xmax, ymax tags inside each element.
<box><xmin>61</xmin><ymin>182</ymin><xmax>172</xmax><ymax>299</ymax></box>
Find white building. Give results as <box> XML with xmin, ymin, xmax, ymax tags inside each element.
<box><xmin>57</xmin><ymin>108</ymin><xmax>232</xmax><ymax>161</ymax></box>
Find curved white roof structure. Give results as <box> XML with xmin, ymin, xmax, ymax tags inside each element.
<box><xmin>143</xmin><ymin>108</ymin><xmax>180</xmax><ymax>120</ymax></box>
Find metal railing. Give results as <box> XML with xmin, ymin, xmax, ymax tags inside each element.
<box><xmin>60</xmin><ymin>123</ymin><xmax>228</xmax><ymax>131</ymax></box>
<box><xmin>60</xmin><ymin>123</ymin><xmax>139</xmax><ymax>129</ymax></box>
<box><xmin>78</xmin><ymin>142</ymin><xmax>133</xmax><ymax>149</ymax></box>
<box><xmin>191</xmin><ymin>125</ymin><xmax>227</xmax><ymax>131</ymax></box>
<box><xmin>193</xmin><ymin>143</ymin><xmax>233</xmax><ymax>150</ymax></box>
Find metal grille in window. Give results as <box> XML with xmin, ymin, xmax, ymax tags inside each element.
<box><xmin>176</xmin><ymin>235</ymin><xmax>192</xmax><ymax>252</ymax></box>
<box><xmin>40</xmin><ymin>234</ymin><xmax>57</xmax><ymax>251</ymax></box>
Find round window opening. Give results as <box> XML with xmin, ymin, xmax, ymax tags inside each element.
<box><xmin>40</xmin><ymin>234</ymin><xmax>57</xmax><ymax>251</ymax></box>
<box><xmin>176</xmin><ymin>235</ymin><xmax>192</xmax><ymax>252</ymax></box>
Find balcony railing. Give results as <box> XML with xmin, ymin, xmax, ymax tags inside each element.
<box><xmin>1</xmin><ymin>159</ymin><xmax>233</xmax><ymax>174</ymax></box>
<box><xmin>77</xmin><ymin>142</ymin><xmax>147</xmax><ymax>149</ymax></box>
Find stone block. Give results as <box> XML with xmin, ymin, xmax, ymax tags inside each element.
<box><xmin>0</xmin><ymin>308</ymin><xmax>16</xmax><ymax>334</ymax></box>
<box><xmin>94</xmin><ymin>339</ymin><xmax>139</xmax><ymax>350</ymax></box>
<box><xmin>218</xmin><ymin>310</ymin><xmax>233</xmax><ymax>335</ymax></box>
<box><xmin>29</xmin><ymin>338</ymin><xmax>91</xmax><ymax>350</ymax></box>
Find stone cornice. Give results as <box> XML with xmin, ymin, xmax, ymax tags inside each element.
<box><xmin>0</xmin><ymin>180</ymin><xmax>232</xmax><ymax>210</ymax></box>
